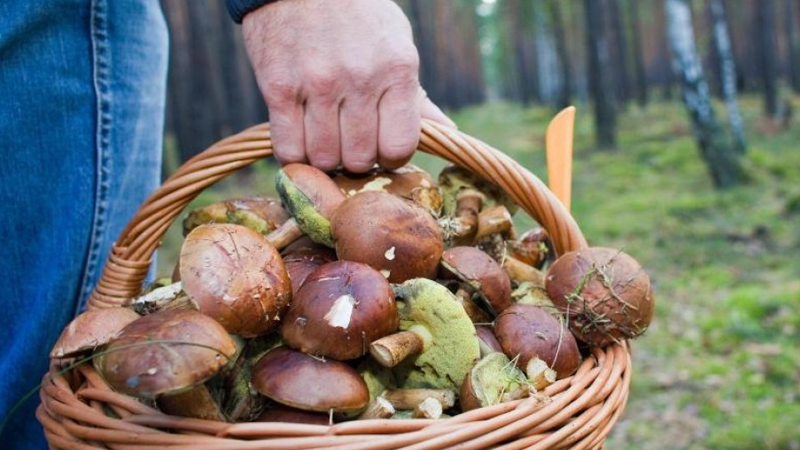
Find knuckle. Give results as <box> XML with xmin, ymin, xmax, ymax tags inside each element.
<box><xmin>263</xmin><ymin>77</ymin><xmax>301</xmax><ymax>106</ymax></box>
<box><xmin>305</xmin><ymin>70</ymin><xmax>339</xmax><ymax>97</ymax></box>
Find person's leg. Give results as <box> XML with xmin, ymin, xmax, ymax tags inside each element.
<box><xmin>0</xmin><ymin>1</ymin><xmax>167</xmax><ymax>447</ymax></box>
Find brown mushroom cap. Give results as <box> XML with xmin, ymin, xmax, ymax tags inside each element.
<box><xmin>251</xmin><ymin>347</ymin><xmax>369</xmax><ymax>414</ymax></box>
<box><xmin>333</xmin><ymin>164</ymin><xmax>442</xmax><ymax>214</ymax></box>
<box><xmin>50</xmin><ymin>308</ymin><xmax>141</xmax><ymax>359</ymax></box>
<box><xmin>255</xmin><ymin>405</ymin><xmax>331</xmax><ymax>425</ymax></box>
<box><xmin>475</xmin><ymin>325</ymin><xmax>503</xmax><ymax>357</ymax></box>
<box><xmin>494</xmin><ymin>304</ymin><xmax>581</xmax><ymax>379</ymax></box>
<box><xmin>331</xmin><ymin>191</ymin><xmax>444</xmax><ymax>283</ymax></box>
<box><xmin>440</xmin><ymin>246</ymin><xmax>512</xmax><ymax>316</ymax></box>
<box><xmin>281</xmin><ymin>261</ymin><xmax>398</xmax><ymax>360</ymax></box>
<box><xmin>281</xmin><ymin>237</ymin><xmax>337</xmax><ymax>294</ymax></box>
<box><xmin>545</xmin><ymin>247</ymin><xmax>654</xmax><ymax>347</ymax></box>
<box><xmin>180</xmin><ymin>223</ymin><xmax>292</xmax><ymax>338</ymax></box>
<box><xmin>506</xmin><ymin>227</ymin><xmax>552</xmax><ymax>269</ymax></box>
<box><xmin>94</xmin><ymin>309</ymin><xmax>237</xmax><ymax>398</ymax></box>
<box><xmin>280</xmin><ymin>164</ymin><xmax>346</xmax><ymax>220</ymax></box>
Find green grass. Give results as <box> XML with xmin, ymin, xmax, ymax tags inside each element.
<box><xmin>157</xmin><ymin>94</ymin><xmax>800</xmax><ymax>449</ymax></box>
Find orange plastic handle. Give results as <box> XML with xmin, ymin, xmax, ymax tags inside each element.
<box><xmin>546</xmin><ymin>106</ymin><xmax>576</xmax><ymax>212</ymax></box>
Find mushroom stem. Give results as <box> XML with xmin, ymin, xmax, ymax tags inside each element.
<box><xmin>381</xmin><ymin>389</ymin><xmax>456</xmax><ymax>410</ymax></box>
<box><xmin>369</xmin><ymin>330</ymin><xmax>427</xmax><ymax>367</ymax></box>
<box><xmin>357</xmin><ymin>397</ymin><xmax>395</xmax><ymax>420</ymax></box>
<box><xmin>412</xmin><ymin>397</ymin><xmax>443</xmax><ymax>419</ymax></box>
<box><xmin>265</xmin><ymin>218</ymin><xmax>305</xmax><ymax>250</ymax></box>
<box><xmin>450</xmin><ymin>189</ymin><xmax>482</xmax><ymax>243</ymax></box>
<box><xmin>502</xmin><ymin>256</ymin><xmax>546</xmax><ymax>286</ymax></box>
<box><xmin>130</xmin><ymin>281</ymin><xmax>197</xmax><ymax>315</ymax></box>
<box><xmin>525</xmin><ymin>358</ymin><xmax>557</xmax><ymax>390</ymax></box>
<box><xmin>475</xmin><ymin>205</ymin><xmax>514</xmax><ymax>241</ymax></box>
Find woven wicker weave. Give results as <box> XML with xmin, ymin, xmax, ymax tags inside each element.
<box><xmin>38</xmin><ymin>120</ymin><xmax>631</xmax><ymax>449</ymax></box>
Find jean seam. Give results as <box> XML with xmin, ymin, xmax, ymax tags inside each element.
<box><xmin>76</xmin><ymin>0</ymin><xmax>111</xmax><ymax>315</ymax></box>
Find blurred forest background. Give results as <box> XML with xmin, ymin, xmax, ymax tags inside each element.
<box><xmin>158</xmin><ymin>1</ymin><xmax>800</xmax><ymax>449</ymax></box>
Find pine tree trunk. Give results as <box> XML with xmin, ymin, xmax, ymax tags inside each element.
<box><xmin>608</xmin><ymin>0</ymin><xmax>631</xmax><ymax>104</ymax></box>
<box><xmin>629</xmin><ymin>0</ymin><xmax>648</xmax><ymax>107</ymax></box>
<box><xmin>709</xmin><ymin>0</ymin><xmax>746</xmax><ymax>154</ymax></box>
<box><xmin>584</xmin><ymin>0</ymin><xmax>616</xmax><ymax>149</ymax></box>
<box><xmin>756</xmin><ymin>0</ymin><xmax>778</xmax><ymax>118</ymax></box>
<box><xmin>665</xmin><ymin>0</ymin><xmax>743</xmax><ymax>189</ymax></box>
<box><xmin>783</xmin><ymin>0</ymin><xmax>800</xmax><ymax>93</ymax></box>
<box><xmin>551</xmin><ymin>0</ymin><xmax>574</xmax><ymax>109</ymax></box>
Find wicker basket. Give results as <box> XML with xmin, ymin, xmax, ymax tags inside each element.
<box><xmin>38</xmin><ymin>120</ymin><xmax>632</xmax><ymax>450</ymax></box>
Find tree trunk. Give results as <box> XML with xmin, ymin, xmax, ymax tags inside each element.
<box><xmin>665</xmin><ymin>0</ymin><xmax>743</xmax><ymax>189</ymax></box>
<box><xmin>756</xmin><ymin>0</ymin><xmax>778</xmax><ymax>118</ymax></box>
<box><xmin>629</xmin><ymin>0</ymin><xmax>648</xmax><ymax>107</ymax></box>
<box><xmin>608</xmin><ymin>0</ymin><xmax>631</xmax><ymax>104</ymax></box>
<box><xmin>551</xmin><ymin>0</ymin><xmax>574</xmax><ymax>109</ymax></box>
<box><xmin>584</xmin><ymin>0</ymin><xmax>616</xmax><ymax>149</ymax></box>
<box><xmin>783</xmin><ymin>0</ymin><xmax>800</xmax><ymax>93</ymax></box>
<box><xmin>709</xmin><ymin>0</ymin><xmax>746</xmax><ymax>154</ymax></box>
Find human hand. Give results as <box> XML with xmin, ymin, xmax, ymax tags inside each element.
<box><xmin>242</xmin><ymin>0</ymin><xmax>455</xmax><ymax>173</ymax></box>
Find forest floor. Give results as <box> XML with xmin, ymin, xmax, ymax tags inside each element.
<box><xmin>159</xmin><ymin>94</ymin><xmax>800</xmax><ymax>450</ymax></box>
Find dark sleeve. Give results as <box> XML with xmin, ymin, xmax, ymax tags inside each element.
<box><xmin>226</xmin><ymin>0</ymin><xmax>283</xmax><ymax>24</ymax></box>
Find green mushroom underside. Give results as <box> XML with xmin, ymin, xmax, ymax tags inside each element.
<box><xmin>392</xmin><ymin>279</ymin><xmax>480</xmax><ymax>391</ymax></box>
<box><xmin>276</xmin><ymin>170</ymin><xmax>334</xmax><ymax>247</ymax></box>
<box><xmin>471</xmin><ymin>352</ymin><xmax>529</xmax><ymax>407</ymax></box>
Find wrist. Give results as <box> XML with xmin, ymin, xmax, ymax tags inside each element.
<box><xmin>225</xmin><ymin>0</ymin><xmax>283</xmax><ymax>24</ymax></box>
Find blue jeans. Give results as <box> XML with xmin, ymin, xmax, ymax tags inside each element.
<box><xmin>0</xmin><ymin>1</ymin><xmax>167</xmax><ymax>448</ymax></box>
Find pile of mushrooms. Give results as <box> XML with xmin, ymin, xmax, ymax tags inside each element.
<box><xmin>51</xmin><ymin>162</ymin><xmax>655</xmax><ymax>424</ymax></box>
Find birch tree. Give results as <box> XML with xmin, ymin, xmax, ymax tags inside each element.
<box><xmin>665</xmin><ymin>0</ymin><xmax>743</xmax><ymax>189</ymax></box>
<box><xmin>709</xmin><ymin>0</ymin><xmax>746</xmax><ymax>154</ymax></box>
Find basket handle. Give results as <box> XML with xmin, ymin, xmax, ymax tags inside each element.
<box><xmin>88</xmin><ymin>120</ymin><xmax>587</xmax><ymax>310</ymax></box>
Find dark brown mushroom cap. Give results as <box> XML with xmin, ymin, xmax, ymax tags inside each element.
<box><xmin>545</xmin><ymin>247</ymin><xmax>654</xmax><ymax>347</ymax></box>
<box><xmin>331</xmin><ymin>191</ymin><xmax>444</xmax><ymax>283</ymax></box>
<box><xmin>255</xmin><ymin>405</ymin><xmax>330</xmax><ymax>425</ymax></box>
<box><xmin>494</xmin><ymin>304</ymin><xmax>581</xmax><ymax>379</ymax></box>
<box><xmin>281</xmin><ymin>237</ymin><xmax>338</xmax><ymax>294</ymax></box>
<box><xmin>333</xmin><ymin>164</ymin><xmax>441</xmax><ymax>213</ymax></box>
<box><xmin>251</xmin><ymin>347</ymin><xmax>369</xmax><ymax>414</ymax></box>
<box><xmin>50</xmin><ymin>308</ymin><xmax>141</xmax><ymax>359</ymax></box>
<box><xmin>281</xmin><ymin>261</ymin><xmax>398</xmax><ymax>360</ymax></box>
<box><xmin>280</xmin><ymin>163</ymin><xmax>346</xmax><ymax>220</ymax></box>
<box><xmin>475</xmin><ymin>325</ymin><xmax>503</xmax><ymax>357</ymax></box>
<box><xmin>440</xmin><ymin>246</ymin><xmax>512</xmax><ymax>315</ymax></box>
<box><xmin>506</xmin><ymin>227</ymin><xmax>552</xmax><ymax>269</ymax></box>
<box><xmin>180</xmin><ymin>223</ymin><xmax>292</xmax><ymax>338</ymax></box>
<box><xmin>94</xmin><ymin>309</ymin><xmax>237</xmax><ymax>398</ymax></box>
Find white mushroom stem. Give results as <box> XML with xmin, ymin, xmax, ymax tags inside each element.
<box><xmin>526</xmin><ymin>358</ymin><xmax>557</xmax><ymax>391</ymax></box>
<box><xmin>382</xmin><ymin>389</ymin><xmax>456</xmax><ymax>410</ymax></box>
<box><xmin>502</xmin><ymin>256</ymin><xmax>546</xmax><ymax>286</ymax></box>
<box><xmin>475</xmin><ymin>205</ymin><xmax>514</xmax><ymax>241</ymax></box>
<box><xmin>412</xmin><ymin>397</ymin><xmax>443</xmax><ymax>419</ymax></box>
<box><xmin>357</xmin><ymin>397</ymin><xmax>395</xmax><ymax>420</ymax></box>
<box><xmin>130</xmin><ymin>282</ymin><xmax>198</xmax><ymax>315</ymax></box>
<box><xmin>369</xmin><ymin>325</ymin><xmax>431</xmax><ymax>368</ymax></box>
<box><xmin>265</xmin><ymin>218</ymin><xmax>305</xmax><ymax>250</ymax></box>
